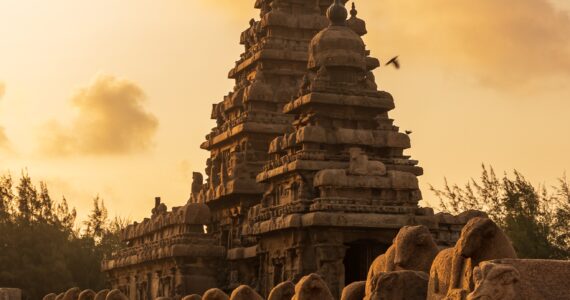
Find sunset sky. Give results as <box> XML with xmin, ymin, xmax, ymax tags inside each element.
<box><xmin>1</xmin><ymin>0</ymin><xmax>569</xmax><ymax>223</ymax></box>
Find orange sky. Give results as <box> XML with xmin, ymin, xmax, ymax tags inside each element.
<box><xmin>1</xmin><ymin>0</ymin><xmax>569</xmax><ymax>223</ymax></box>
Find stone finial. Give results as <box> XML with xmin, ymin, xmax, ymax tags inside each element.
<box><xmin>347</xmin><ymin>2</ymin><xmax>367</xmax><ymax>36</ymax></box>
<box><xmin>326</xmin><ymin>0</ymin><xmax>348</xmax><ymax>26</ymax></box>
<box><xmin>350</xmin><ymin>2</ymin><xmax>357</xmax><ymax>18</ymax></box>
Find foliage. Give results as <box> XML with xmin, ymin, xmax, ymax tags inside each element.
<box><xmin>430</xmin><ymin>165</ymin><xmax>570</xmax><ymax>259</ymax></box>
<box><xmin>0</xmin><ymin>171</ymin><xmax>127</xmax><ymax>300</ymax></box>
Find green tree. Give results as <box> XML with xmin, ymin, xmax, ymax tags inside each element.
<box><xmin>0</xmin><ymin>171</ymin><xmax>126</xmax><ymax>299</ymax></box>
<box><xmin>430</xmin><ymin>165</ymin><xmax>569</xmax><ymax>259</ymax></box>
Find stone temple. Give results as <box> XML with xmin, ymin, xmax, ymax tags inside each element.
<box><xmin>102</xmin><ymin>1</ymin><xmax>477</xmax><ymax>299</ymax></box>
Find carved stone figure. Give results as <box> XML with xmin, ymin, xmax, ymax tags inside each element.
<box><xmin>202</xmin><ymin>288</ymin><xmax>229</xmax><ymax>300</ymax></box>
<box><xmin>292</xmin><ymin>273</ymin><xmax>334</xmax><ymax>300</ymax></box>
<box><xmin>78</xmin><ymin>290</ymin><xmax>96</xmax><ymax>300</ymax></box>
<box><xmin>94</xmin><ymin>290</ymin><xmax>109</xmax><ymax>300</ymax></box>
<box><xmin>268</xmin><ymin>281</ymin><xmax>295</xmax><ymax>300</ymax></box>
<box><xmin>43</xmin><ymin>293</ymin><xmax>57</xmax><ymax>300</ymax></box>
<box><xmin>367</xmin><ymin>271</ymin><xmax>429</xmax><ymax>300</ymax></box>
<box><xmin>467</xmin><ymin>259</ymin><xmax>570</xmax><ymax>300</ymax></box>
<box><xmin>348</xmin><ymin>148</ymin><xmax>386</xmax><ymax>176</ymax></box>
<box><xmin>229</xmin><ymin>285</ymin><xmax>263</xmax><ymax>300</ymax></box>
<box><xmin>428</xmin><ymin>217</ymin><xmax>517</xmax><ymax>299</ymax></box>
<box><xmin>63</xmin><ymin>288</ymin><xmax>81</xmax><ymax>300</ymax></box>
<box><xmin>105</xmin><ymin>289</ymin><xmax>128</xmax><ymax>300</ymax></box>
<box><xmin>340</xmin><ymin>281</ymin><xmax>365</xmax><ymax>300</ymax></box>
<box><xmin>366</xmin><ymin>225</ymin><xmax>439</xmax><ymax>296</ymax></box>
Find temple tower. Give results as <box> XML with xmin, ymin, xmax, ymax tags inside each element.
<box><xmin>192</xmin><ymin>0</ymin><xmax>347</xmax><ymax>290</ymax></box>
<box><xmin>250</xmin><ymin>1</ymin><xmax>436</xmax><ymax>297</ymax></box>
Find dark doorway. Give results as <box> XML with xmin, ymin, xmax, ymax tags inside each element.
<box><xmin>343</xmin><ymin>240</ymin><xmax>388</xmax><ymax>285</ymax></box>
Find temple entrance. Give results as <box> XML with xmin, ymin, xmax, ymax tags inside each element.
<box><xmin>343</xmin><ymin>240</ymin><xmax>387</xmax><ymax>285</ymax></box>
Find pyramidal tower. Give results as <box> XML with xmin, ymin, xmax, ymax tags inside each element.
<box><xmin>248</xmin><ymin>1</ymin><xmax>435</xmax><ymax>297</ymax></box>
<box><xmin>103</xmin><ymin>2</ymin><xmax>476</xmax><ymax>299</ymax></box>
<box><xmin>191</xmin><ymin>0</ymin><xmax>344</xmax><ymax>289</ymax></box>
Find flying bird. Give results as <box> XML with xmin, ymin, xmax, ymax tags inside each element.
<box><xmin>386</xmin><ymin>56</ymin><xmax>400</xmax><ymax>69</ymax></box>
<box><xmin>405</xmin><ymin>130</ymin><xmax>413</xmax><ymax>135</ymax></box>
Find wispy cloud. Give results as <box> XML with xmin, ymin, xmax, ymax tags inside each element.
<box><xmin>365</xmin><ymin>0</ymin><xmax>570</xmax><ymax>89</ymax></box>
<box><xmin>39</xmin><ymin>74</ymin><xmax>159</xmax><ymax>156</ymax></box>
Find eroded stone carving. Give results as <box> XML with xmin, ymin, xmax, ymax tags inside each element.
<box><xmin>428</xmin><ymin>217</ymin><xmax>517</xmax><ymax>299</ymax></box>
<box><xmin>267</xmin><ymin>281</ymin><xmax>295</xmax><ymax>300</ymax></box>
<box><xmin>467</xmin><ymin>259</ymin><xmax>570</xmax><ymax>300</ymax></box>
<box><xmin>292</xmin><ymin>273</ymin><xmax>334</xmax><ymax>300</ymax></box>
<box><xmin>340</xmin><ymin>281</ymin><xmax>365</xmax><ymax>300</ymax></box>
<box><xmin>367</xmin><ymin>271</ymin><xmax>429</xmax><ymax>300</ymax></box>
<box><xmin>366</xmin><ymin>225</ymin><xmax>439</xmax><ymax>296</ymax></box>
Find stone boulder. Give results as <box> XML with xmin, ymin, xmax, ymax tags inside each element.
<box><xmin>340</xmin><ymin>281</ymin><xmax>365</xmax><ymax>300</ymax></box>
<box><xmin>428</xmin><ymin>217</ymin><xmax>517</xmax><ymax>299</ymax></box>
<box><xmin>229</xmin><ymin>285</ymin><xmax>263</xmax><ymax>300</ymax></box>
<box><xmin>467</xmin><ymin>259</ymin><xmax>570</xmax><ymax>300</ymax></box>
<box><xmin>94</xmin><ymin>290</ymin><xmax>109</xmax><ymax>300</ymax></box>
<box><xmin>292</xmin><ymin>273</ymin><xmax>334</xmax><ymax>300</ymax></box>
<box><xmin>202</xmin><ymin>288</ymin><xmax>229</xmax><ymax>300</ymax></box>
<box><xmin>367</xmin><ymin>271</ymin><xmax>428</xmax><ymax>300</ymax></box>
<box><xmin>104</xmin><ymin>289</ymin><xmax>128</xmax><ymax>300</ymax></box>
<box><xmin>63</xmin><ymin>288</ymin><xmax>81</xmax><ymax>300</ymax></box>
<box><xmin>182</xmin><ymin>295</ymin><xmax>202</xmax><ymax>300</ymax></box>
<box><xmin>78</xmin><ymin>290</ymin><xmax>96</xmax><ymax>300</ymax></box>
<box><xmin>268</xmin><ymin>281</ymin><xmax>295</xmax><ymax>300</ymax></box>
<box><xmin>43</xmin><ymin>293</ymin><xmax>57</xmax><ymax>300</ymax></box>
<box><xmin>366</xmin><ymin>225</ymin><xmax>439</xmax><ymax>296</ymax></box>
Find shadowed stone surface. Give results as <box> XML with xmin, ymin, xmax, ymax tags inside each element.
<box><xmin>467</xmin><ymin>259</ymin><xmax>570</xmax><ymax>300</ymax></box>
<box><xmin>428</xmin><ymin>217</ymin><xmax>517</xmax><ymax>299</ymax></box>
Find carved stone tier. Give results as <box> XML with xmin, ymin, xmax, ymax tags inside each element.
<box><xmin>102</xmin><ymin>199</ymin><xmax>224</xmax><ymax>299</ymax></box>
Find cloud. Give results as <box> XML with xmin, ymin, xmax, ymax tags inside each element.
<box><xmin>363</xmin><ymin>0</ymin><xmax>570</xmax><ymax>89</ymax></box>
<box><xmin>40</xmin><ymin>74</ymin><xmax>158</xmax><ymax>156</ymax></box>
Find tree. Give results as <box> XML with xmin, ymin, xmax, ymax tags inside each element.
<box><xmin>430</xmin><ymin>165</ymin><xmax>569</xmax><ymax>259</ymax></box>
<box><xmin>0</xmin><ymin>171</ymin><xmax>126</xmax><ymax>299</ymax></box>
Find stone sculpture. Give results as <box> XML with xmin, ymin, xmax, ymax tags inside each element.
<box><xmin>340</xmin><ymin>281</ymin><xmax>365</xmax><ymax>300</ymax></box>
<box><xmin>63</xmin><ymin>288</ymin><xmax>81</xmax><ymax>300</ymax></box>
<box><xmin>55</xmin><ymin>293</ymin><xmax>64</xmax><ymax>300</ymax></box>
<box><xmin>182</xmin><ymin>295</ymin><xmax>202</xmax><ymax>300</ymax></box>
<box><xmin>105</xmin><ymin>289</ymin><xmax>128</xmax><ymax>300</ymax></box>
<box><xmin>229</xmin><ymin>285</ymin><xmax>263</xmax><ymax>300</ymax></box>
<box><xmin>43</xmin><ymin>293</ymin><xmax>57</xmax><ymax>300</ymax></box>
<box><xmin>367</xmin><ymin>271</ymin><xmax>429</xmax><ymax>300</ymax></box>
<box><xmin>366</xmin><ymin>225</ymin><xmax>439</xmax><ymax>296</ymax></box>
<box><xmin>428</xmin><ymin>217</ymin><xmax>517</xmax><ymax>299</ymax></box>
<box><xmin>267</xmin><ymin>281</ymin><xmax>295</xmax><ymax>300</ymax></box>
<box><xmin>292</xmin><ymin>273</ymin><xmax>334</xmax><ymax>300</ymax></box>
<box><xmin>78</xmin><ymin>290</ymin><xmax>96</xmax><ymax>300</ymax></box>
<box><xmin>202</xmin><ymin>288</ymin><xmax>229</xmax><ymax>300</ymax></box>
<box><xmin>467</xmin><ymin>259</ymin><xmax>570</xmax><ymax>300</ymax></box>
<box><xmin>94</xmin><ymin>290</ymin><xmax>109</xmax><ymax>300</ymax></box>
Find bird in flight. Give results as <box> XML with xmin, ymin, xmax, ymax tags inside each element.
<box><xmin>405</xmin><ymin>130</ymin><xmax>413</xmax><ymax>135</ymax></box>
<box><xmin>386</xmin><ymin>56</ymin><xmax>400</xmax><ymax>69</ymax></box>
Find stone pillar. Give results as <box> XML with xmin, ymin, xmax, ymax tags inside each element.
<box><xmin>0</xmin><ymin>289</ymin><xmax>21</xmax><ymax>300</ymax></box>
<box><xmin>311</xmin><ymin>230</ymin><xmax>347</xmax><ymax>299</ymax></box>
